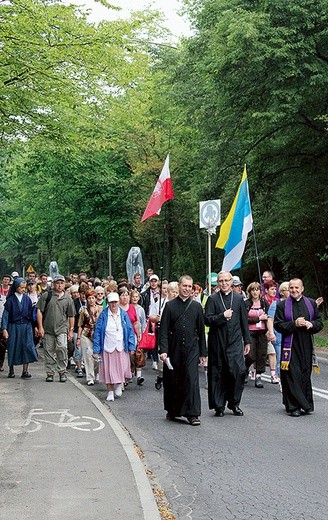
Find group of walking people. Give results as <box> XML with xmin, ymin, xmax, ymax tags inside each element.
<box><xmin>0</xmin><ymin>268</ymin><xmax>323</xmax><ymax>423</ymax></box>
<box><xmin>158</xmin><ymin>271</ymin><xmax>323</xmax><ymax>424</ymax></box>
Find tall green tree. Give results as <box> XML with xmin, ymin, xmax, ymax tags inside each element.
<box><xmin>173</xmin><ymin>0</ymin><xmax>328</xmax><ymax>292</ymax></box>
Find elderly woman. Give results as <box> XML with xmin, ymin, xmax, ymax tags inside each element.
<box><xmin>267</xmin><ymin>281</ymin><xmax>290</xmax><ymax>384</ymax></box>
<box><xmin>95</xmin><ymin>286</ymin><xmax>107</xmax><ymax>308</ymax></box>
<box><xmin>92</xmin><ymin>292</ymin><xmax>135</xmax><ymax>401</ymax></box>
<box><xmin>77</xmin><ymin>289</ymin><xmax>103</xmax><ymax>386</ymax></box>
<box><xmin>1</xmin><ymin>277</ymin><xmax>38</xmax><ymax>378</ymax></box>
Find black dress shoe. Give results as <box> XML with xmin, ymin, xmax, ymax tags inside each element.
<box><xmin>290</xmin><ymin>409</ymin><xmax>301</xmax><ymax>417</ymax></box>
<box><xmin>230</xmin><ymin>406</ymin><xmax>244</xmax><ymax>416</ymax></box>
<box><xmin>166</xmin><ymin>413</ymin><xmax>175</xmax><ymax>421</ymax></box>
<box><xmin>215</xmin><ymin>409</ymin><xmax>225</xmax><ymax>417</ymax></box>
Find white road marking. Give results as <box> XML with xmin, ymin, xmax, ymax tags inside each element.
<box><xmin>261</xmin><ymin>374</ymin><xmax>328</xmax><ymax>400</ymax></box>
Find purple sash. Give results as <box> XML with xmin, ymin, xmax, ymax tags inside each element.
<box><xmin>281</xmin><ymin>296</ymin><xmax>315</xmax><ymax>371</ymax></box>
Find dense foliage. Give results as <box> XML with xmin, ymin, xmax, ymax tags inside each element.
<box><xmin>1</xmin><ymin>0</ymin><xmax>328</xmax><ymax>299</ymax></box>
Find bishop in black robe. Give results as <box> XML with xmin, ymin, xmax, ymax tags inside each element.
<box><xmin>205</xmin><ymin>290</ymin><xmax>250</xmax><ymax>413</ymax></box>
<box><xmin>158</xmin><ymin>296</ymin><xmax>206</xmax><ymax>420</ymax></box>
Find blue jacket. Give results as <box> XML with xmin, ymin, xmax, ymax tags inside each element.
<box><xmin>93</xmin><ymin>307</ymin><xmax>136</xmax><ymax>355</ymax></box>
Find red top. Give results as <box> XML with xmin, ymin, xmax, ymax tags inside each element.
<box><xmin>126</xmin><ymin>304</ymin><xmax>137</xmax><ymax>324</ymax></box>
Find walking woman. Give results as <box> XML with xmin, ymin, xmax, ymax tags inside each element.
<box><xmin>1</xmin><ymin>277</ymin><xmax>38</xmax><ymax>378</ymax></box>
<box><xmin>92</xmin><ymin>292</ymin><xmax>135</xmax><ymax>401</ymax></box>
<box><xmin>77</xmin><ymin>289</ymin><xmax>103</xmax><ymax>386</ymax></box>
<box><xmin>245</xmin><ymin>282</ymin><xmax>269</xmax><ymax>388</ymax></box>
<box><xmin>119</xmin><ymin>287</ymin><xmax>140</xmax><ymax>385</ymax></box>
<box><xmin>130</xmin><ymin>289</ymin><xmax>146</xmax><ymax>385</ymax></box>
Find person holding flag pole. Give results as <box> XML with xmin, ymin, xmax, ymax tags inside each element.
<box><xmin>140</xmin><ymin>154</ymin><xmax>175</xmax><ymax>372</ymax></box>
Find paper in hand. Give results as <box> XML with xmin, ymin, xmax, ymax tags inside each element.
<box><xmin>165</xmin><ymin>357</ymin><xmax>174</xmax><ymax>370</ymax></box>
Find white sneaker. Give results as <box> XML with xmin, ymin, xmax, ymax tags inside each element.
<box><xmin>114</xmin><ymin>383</ymin><xmax>122</xmax><ymax>397</ymax></box>
<box><xmin>87</xmin><ymin>380</ymin><xmax>94</xmax><ymax>386</ymax></box>
<box><xmin>152</xmin><ymin>362</ymin><xmax>158</xmax><ymax>370</ymax></box>
<box><xmin>106</xmin><ymin>391</ymin><xmax>114</xmax><ymax>401</ymax></box>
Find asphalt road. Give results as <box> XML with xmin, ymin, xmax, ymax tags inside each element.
<box><xmin>0</xmin><ymin>361</ymin><xmax>158</xmax><ymax>520</ymax></box>
<box><xmin>92</xmin><ymin>356</ymin><xmax>328</xmax><ymax>520</ymax></box>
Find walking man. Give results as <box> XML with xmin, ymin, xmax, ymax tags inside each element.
<box><xmin>205</xmin><ymin>271</ymin><xmax>250</xmax><ymax>417</ymax></box>
<box><xmin>159</xmin><ymin>275</ymin><xmax>206</xmax><ymax>426</ymax></box>
<box><xmin>274</xmin><ymin>278</ymin><xmax>323</xmax><ymax>417</ymax></box>
<box><xmin>37</xmin><ymin>274</ymin><xmax>75</xmax><ymax>382</ymax></box>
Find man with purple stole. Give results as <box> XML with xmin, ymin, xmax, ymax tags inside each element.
<box><xmin>274</xmin><ymin>278</ymin><xmax>323</xmax><ymax>417</ymax></box>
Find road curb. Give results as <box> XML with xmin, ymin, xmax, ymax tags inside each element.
<box><xmin>68</xmin><ymin>374</ymin><xmax>161</xmax><ymax>520</ymax></box>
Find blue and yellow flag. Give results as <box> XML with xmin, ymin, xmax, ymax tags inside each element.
<box><xmin>216</xmin><ymin>166</ymin><xmax>253</xmax><ymax>271</ymax></box>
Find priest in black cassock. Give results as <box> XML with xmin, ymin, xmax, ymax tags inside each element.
<box><xmin>205</xmin><ymin>271</ymin><xmax>250</xmax><ymax>417</ymax></box>
<box><xmin>274</xmin><ymin>278</ymin><xmax>323</xmax><ymax>417</ymax></box>
<box><xmin>159</xmin><ymin>275</ymin><xmax>206</xmax><ymax>426</ymax></box>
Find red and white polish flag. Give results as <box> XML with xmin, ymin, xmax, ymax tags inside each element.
<box><xmin>141</xmin><ymin>154</ymin><xmax>174</xmax><ymax>222</ymax></box>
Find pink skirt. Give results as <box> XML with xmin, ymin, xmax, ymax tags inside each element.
<box><xmin>99</xmin><ymin>349</ymin><xmax>132</xmax><ymax>385</ymax></box>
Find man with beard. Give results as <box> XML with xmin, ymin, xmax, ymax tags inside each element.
<box><xmin>274</xmin><ymin>278</ymin><xmax>323</xmax><ymax>417</ymax></box>
<box><xmin>159</xmin><ymin>275</ymin><xmax>206</xmax><ymax>426</ymax></box>
<box><xmin>205</xmin><ymin>271</ymin><xmax>250</xmax><ymax>417</ymax></box>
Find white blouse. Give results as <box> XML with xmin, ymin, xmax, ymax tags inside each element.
<box><xmin>104</xmin><ymin>310</ymin><xmax>124</xmax><ymax>353</ymax></box>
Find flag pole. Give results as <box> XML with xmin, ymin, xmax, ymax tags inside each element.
<box><xmin>252</xmin><ymin>224</ymin><xmax>262</xmax><ymax>284</ymax></box>
<box><xmin>158</xmin><ymin>205</ymin><xmax>167</xmax><ymax>315</ymax></box>
<box><xmin>246</xmin><ymin>164</ymin><xmax>261</xmax><ymax>283</ymax></box>
<box><xmin>207</xmin><ymin>230</ymin><xmax>212</xmax><ymax>293</ymax></box>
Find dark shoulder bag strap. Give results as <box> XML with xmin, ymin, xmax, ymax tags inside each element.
<box><xmin>43</xmin><ymin>290</ymin><xmax>53</xmax><ymax>319</ymax></box>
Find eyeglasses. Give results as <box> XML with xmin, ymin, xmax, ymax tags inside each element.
<box><xmin>218</xmin><ymin>279</ymin><xmax>232</xmax><ymax>284</ymax></box>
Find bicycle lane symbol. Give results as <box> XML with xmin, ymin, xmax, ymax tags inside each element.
<box><xmin>5</xmin><ymin>408</ymin><xmax>106</xmax><ymax>434</ymax></box>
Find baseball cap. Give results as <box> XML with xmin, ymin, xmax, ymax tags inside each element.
<box><xmin>53</xmin><ymin>275</ymin><xmax>65</xmax><ymax>282</ymax></box>
<box><xmin>232</xmin><ymin>275</ymin><xmax>243</xmax><ymax>287</ymax></box>
<box><xmin>11</xmin><ymin>271</ymin><xmax>19</xmax><ymax>278</ymax></box>
<box><xmin>207</xmin><ymin>272</ymin><xmax>218</xmax><ymax>286</ymax></box>
<box><xmin>149</xmin><ymin>274</ymin><xmax>159</xmax><ymax>281</ymax></box>
<box><xmin>107</xmin><ymin>292</ymin><xmax>119</xmax><ymax>303</ymax></box>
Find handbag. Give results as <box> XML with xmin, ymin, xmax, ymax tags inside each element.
<box><xmin>139</xmin><ymin>320</ymin><xmax>156</xmax><ymax>350</ymax></box>
<box><xmin>135</xmin><ymin>348</ymin><xmax>146</xmax><ymax>368</ymax></box>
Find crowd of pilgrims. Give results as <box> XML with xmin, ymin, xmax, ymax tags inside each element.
<box><xmin>0</xmin><ymin>268</ymin><xmax>323</xmax><ymax>409</ymax></box>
